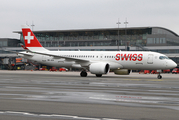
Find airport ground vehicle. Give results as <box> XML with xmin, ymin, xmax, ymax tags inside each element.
<box><xmin>151</xmin><ymin>70</ymin><xmax>159</xmax><ymax>74</ymax></box>
<box><xmin>151</xmin><ymin>69</ymin><xmax>171</xmax><ymax>74</ymax></box>
<box><xmin>139</xmin><ymin>70</ymin><xmax>150</xmax><ymax>74</ymax></box>
<box><xmin>39</xmin><ymin>68</ymin><xmax>45</xmax><ymax>71</ymax></box>
<box><xmin>172</xmin><ymin>68</ymin><xmax>179</xmax><ymax>74</ymax></box>
<box><xmin>162</xmin><ymin>69</ymin><xmax>170</xmax><ymax>73</ymax></box>
<box><xmin>49</xmin><ymin>67</ymin><xmax>57</xmax><ymax>71</ymax></box>
<box><xmin>59</xmin><ymin>68</ymin><xmax>68</xmax><ymax>72</ymax></box>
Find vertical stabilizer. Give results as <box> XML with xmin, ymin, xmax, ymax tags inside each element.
<box><xmin>21</xmin><ymin>25</ymin><xmax>48</xmax><ymax>51</ymax></box>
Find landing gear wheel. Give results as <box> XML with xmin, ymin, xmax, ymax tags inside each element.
<box><xmin>157</xmin><ymin>74</ymin><xmax>162</xmax><ymax>79</ymax></box>
<box><xmin>96</xmin><ymin>74</ymin><xmax>102</xmax><ymax>77</ymax></box>
<box><xmin>80</xmin><ymin>71</ymin><xmax>87</xmax><ymax>77</ymax></box>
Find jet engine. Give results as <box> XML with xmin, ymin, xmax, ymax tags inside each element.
<box><xmin>114</xmin><ymin>69</ymin><xmax>131</xmax><ymax>75</ymax></box>
<box><xmin>89</xmin><ymin>62</ymin><xmax>110</xmax><ymax>74</ymax></box>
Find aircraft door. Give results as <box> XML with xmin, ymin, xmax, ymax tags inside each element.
<box><xmin>42</xmin><ymin>55</ymin><xmax>46</xmax><ymax>62</ymax></box>
<box><xmin>147</xmin><ymin>54</ymin><xmax>153</xmax><ymax>64</ymax></box>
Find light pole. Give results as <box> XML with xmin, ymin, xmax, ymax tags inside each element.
<box><xmin>31</xmin><ymin>21</ymin><xmax>35</xmax><ymax>31</ymax></box>
<box><xmin>124</xmin><ymin>18</ymin><xmax>129</xmax><ymax>50</ymax></box>
<box><xmin>116</xmin><ymin>18</ymin><xmax>121</xmax><ymax>51</ymax></box>
<box><xmin>124</xmin><ymin>18</ymin><xmax>128</xmax><ymax>40</ymax></box>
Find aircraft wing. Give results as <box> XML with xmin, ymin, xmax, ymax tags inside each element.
<box><xmin>28</xmin><ymin>51</ymin><xmax>90</xmax><ymax>63</ymax></box>
<box><xmin>0</xmin><ymin>46</ymin><xmax>33</xmax><ymax>58</ymax></box>
<box><xmin>0</xmin><ymin>47</ymin><xmax>26</xmax><ymax>56</ymax></box>
<box><xmin>0</xmin><ymin>47</ymin><xmax>17</xmax><ymax>53</ymax></box>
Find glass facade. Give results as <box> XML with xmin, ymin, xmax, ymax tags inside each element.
<box><xmin>0</xmin><ymin>38</ymin><xmax>21</xmax><ymax>54</ymax></box>
<box><xmin>18</xmin><ymin>27</ymin><xmax>179</xmax><ymax>49</ymax></box>
<box><xmin>15</xmin><ymin>27</ymin><xmax>179</xmax><ymax>54</ymax></box>
<box><xmin>19</xmin><ymin>27</ymin><xmax>153</xmax><ymax>47</ymax></box>
<box><xmin>146</xmin><ymin>27</ymin><xmax>179</xmax><ymax>46</ymax></box>
<box><xmin>0</xmin><ymin>39</ymin><xmax>21</xmax><ymax>47</ymax></box>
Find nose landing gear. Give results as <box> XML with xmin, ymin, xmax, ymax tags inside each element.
<box><xmin>157</xmin><ymin>70</ymin><xmax>162</xmax><ymax>79</ymax></box>
<box><xmin>157</xmin><ymin>74</ymin><xmax>162</xmax><ymax>79</ymax></box>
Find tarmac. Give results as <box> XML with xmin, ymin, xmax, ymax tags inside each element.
<box><xmin>0</xmin><ymin>70</ymin><xmax>179</xmax><ymax>120</ymax></box>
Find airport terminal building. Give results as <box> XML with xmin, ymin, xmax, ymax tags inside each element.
<box><xmin>0</xmin><ymin>26</ymin><xmax>179</xmax><ymax>69</ymax></box>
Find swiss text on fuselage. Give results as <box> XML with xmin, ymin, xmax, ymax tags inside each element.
<box><xmin>115</xmin><ymin>53</ymin><xmax>143</xmax><ymax>61</ymax></box>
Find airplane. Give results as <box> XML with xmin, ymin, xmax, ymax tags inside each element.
<box><xmin>18</xmin><ymin>25</ymin><xmax>177</xmax><ymax>79</ymax></box>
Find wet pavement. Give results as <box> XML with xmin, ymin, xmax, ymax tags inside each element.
<box><xmin>0</xmin><ymin>70</ymin><xmax>179</xmax><ymax>120</ymax></box>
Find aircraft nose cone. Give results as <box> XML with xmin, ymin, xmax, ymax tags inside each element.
<box><xmin>169</xmin><ymin>61</ymin><xmax>177</xmax><ymax>68</ymax></box>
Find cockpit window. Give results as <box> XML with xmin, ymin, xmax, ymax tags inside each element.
<box><xmin>159</xmin><ymin>56</ymin><xmax>169</xmax><ymax>60</ymax></box>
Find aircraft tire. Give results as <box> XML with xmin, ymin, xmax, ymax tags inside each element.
<box><xmin>157</xmin><ymin>75</ymin><xmax>162</xmax><ymax>79</ymax></box>
<box><xmin>80</xmin><ymin>71</ymin><xmax>87</xmax><ymax>77</ymax></box>
<box><xmin>96</xmin><ymin>74</ymin><xmax>102</xmax><ymax>77</ymax></box>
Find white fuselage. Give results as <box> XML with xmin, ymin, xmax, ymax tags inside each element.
<box><xmin>20</xmin><ymin>51</ymin><xmax>176</xmax><ymax>70</ymax></box>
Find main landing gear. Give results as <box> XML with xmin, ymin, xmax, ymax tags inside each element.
<box><xmin>96</xmin><ymin>74</ymin><xmax>102</xmax><ymax>77</ymax></box>
<box><xmin>80</xmin><ymin>70</ymin><xmax>102</xmax><ymax>77</ymax></box>
<box><xmin>80</xmin><ymin>70</ymin><xmax>87</xmax><ymax>77</ymax></box>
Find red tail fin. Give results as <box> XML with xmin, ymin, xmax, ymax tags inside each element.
<box><xmin>21</xmin><ymin>25</ymin><xmax>42</xmax><ymax>47</ymax></box>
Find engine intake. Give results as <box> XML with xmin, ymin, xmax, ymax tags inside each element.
<box><xmin>89</xmin><ymin>62</ymin><xmax>110</xmax><ymax>74</ymax></box>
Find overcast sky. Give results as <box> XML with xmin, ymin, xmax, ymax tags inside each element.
<box><xmin>1</xmin><ymin>0</ymin><xmax>179</xmax><ymax>39</ymax></box>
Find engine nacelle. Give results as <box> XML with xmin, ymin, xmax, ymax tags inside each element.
<box><xmin>89</xmin><ymin>62</ymin><xmax>110</xmax><ymax>74</ymax></box>
<box><xmin>114</xmin><ymin>69</ymin><xmax>131</xmax><ymax>75</ymax></box>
